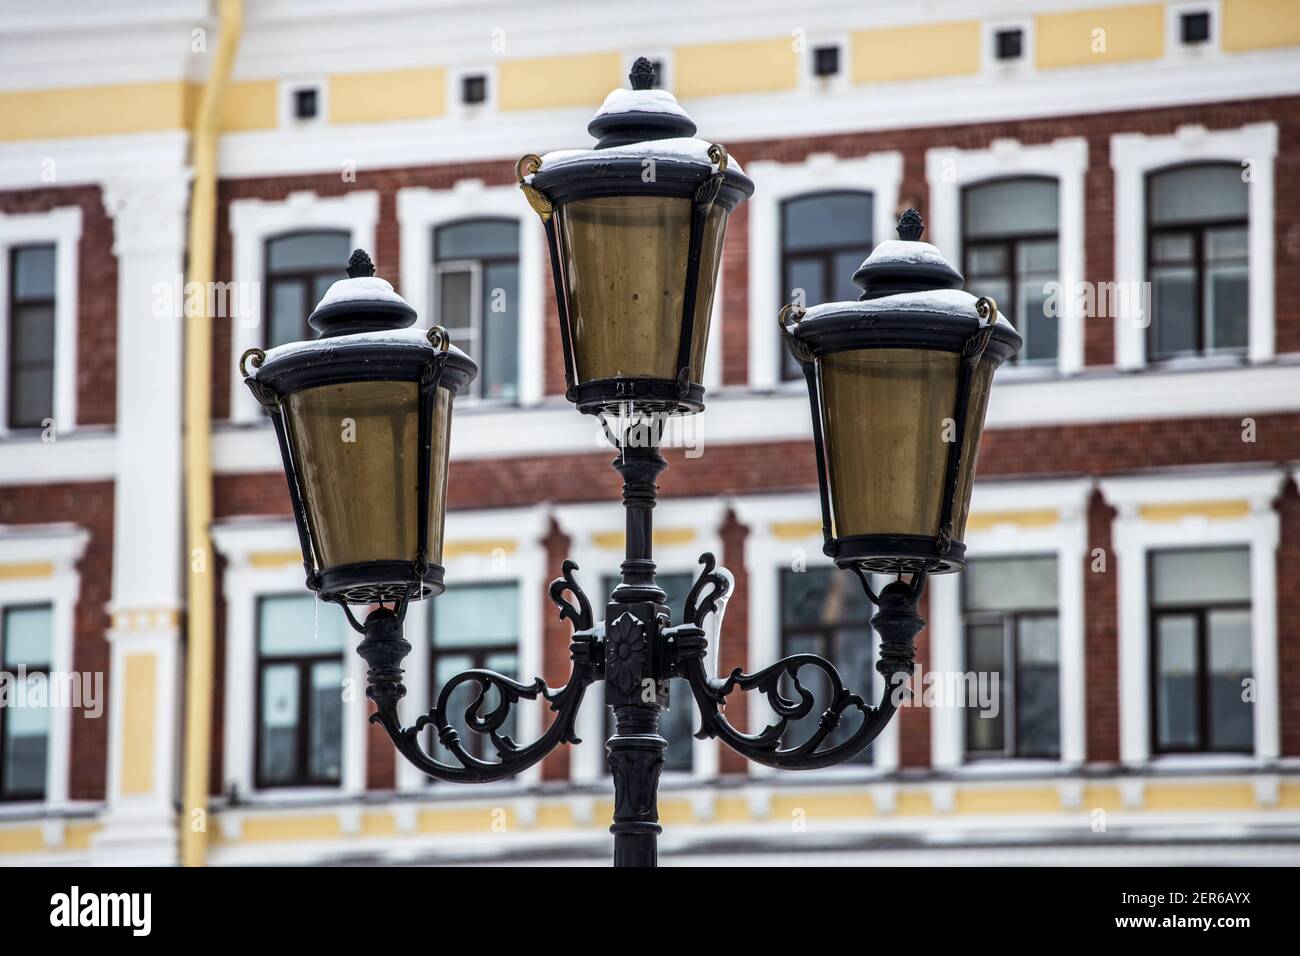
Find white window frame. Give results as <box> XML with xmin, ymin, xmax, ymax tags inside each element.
<box><xmin>928</xmin><ymin>479</ymin><xmax>1092</xmax><ymax>774</ymax></box>
<box><xmin>926</xmin><ymin>137</ymin><xmax>1088</xmax><ymax>376</ymax></box>
<box><xmin>1100</xmin><ymin>469</ymin><xmax>1284</xmax><ymax>767</ymax></box>
<box><xmin>397</xmin><ymin>505</ymin><xmax>549</xmax><ymax>794</ymax></box>
<box><xmin>1111</xmin><ymin>122</ymin><xmax>1276</xmax><ymax>370</ymax></box>
<box><xmin>555</xmin><ymin>497</ymin><xmax>726</xmax><ymax>792</ymax></box>
<box><xmin>279</xmin><ymin>77</ymin><xmax>328</xmax><ymax>128</ymax></box>
<box><xmin>1166</xmin><ymin>1</ymin><xmax>1221</xmax><ymax>61</ymax></box>
<box><xmin>0</xmin><ymin>206</ymin><xmax>81</xmax><ymax>435</ymax></box>
<box><xmin>397</xmin><ymin>182</ymin><xmax>544</xmax><ymax>407</ymax></box>
<box><xmin>0</xmin><ymin>523</ymin><xmax>88</xmax><ymax>815</ymax></box>
<box><xmin>228</xmin><ymin>189</ymin><xmax>378</xmax><ymax>425</ymax></box>
<box><xmin>982</xmin><ymin>19</ymin><xmax>1035</xmax><ymax>79</ymax></box>
<box><xmin>731</xmin><ymin>493</ymin><xmax>899</xmax><ymax>781</ymax></box>
<box><xmin>210</xmin><ymin>521</ymin><xmax>368</xmax><ymax>802</ymax></box>
<box><xmin>746</xmin><ymin>151</ymin><xmax>903</xmax><ymax>392</ymax></box>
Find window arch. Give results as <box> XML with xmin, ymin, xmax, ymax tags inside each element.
<box><xmin>433</xmin><ymin>218</ymin><xmax>520</xmax><ymax>401</ymax></box>
<box><xmin>962</xmin><ymin>176</ymin><xmax>1060</xmax><ymax>365</ymax></box>
<box><xmin>1145</xmin><ymin>162</ymin><xmax>1248</xmax><ymax>361</ymax></box>
<box><xmin>779</xmin><ymin>190</ymin><xmax>873</xmax><ymax>380</ymax></box>
<box><xmin>262</xmin><ymin>229</ymin><xmax>350</xmax><ymax>348</ymax></box>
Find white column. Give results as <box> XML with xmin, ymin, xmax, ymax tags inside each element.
<box><xmin>91</xmin><ymin>173</ymin><xmax>191</xmax><ymax>865</ymax></box>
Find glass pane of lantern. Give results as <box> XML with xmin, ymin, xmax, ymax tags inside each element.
<box><xmin>949</xmin><ymin>357</ymin><xmax>996</xmax><ymax>542</ymax></box>
<box><xmin>282</xmin><ymin>380</ymin><xmax>451</xmax><ymax>573</ymax></box>
<box><xmin>557</xmin><ymin>196</ymin><xmax>725</xmax><ymax>385</ymax></box>
<box><xmin>819</xmin><ymin>348</ymin><xmax>958</xmax><ymax>539</ymax></box>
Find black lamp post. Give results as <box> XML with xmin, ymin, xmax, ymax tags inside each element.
<box><xmin>241</xmin><ymin>59</ymin><xmax>1020</xmax><ymax>868</ymax></box>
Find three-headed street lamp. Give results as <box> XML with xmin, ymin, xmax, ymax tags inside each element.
<box><xmin>241</xmin><ymin>59</ymin><xmax>1021</xmax><ymax>867</ymax></box>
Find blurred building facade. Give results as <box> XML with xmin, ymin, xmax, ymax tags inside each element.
<box><xmin>2</xmin><ymin>0</ymin><xmax>1300</xmax><ymax>865</ymax></box>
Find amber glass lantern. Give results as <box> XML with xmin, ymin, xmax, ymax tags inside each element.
<box><xmin>517</xmin><ymin>57</ymin><xmax>753</xmax><ymax>415</ymax></box>
<box><xmin>780</xmin><ymin>210</ymin><xmax>1022</xmax><ymax>574</ymax></box>
<box><xmin>241</xmin><ymin>249</ymin><xmax>477</xmax><ymax>607</ymax></box>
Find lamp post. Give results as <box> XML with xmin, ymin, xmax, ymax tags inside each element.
<box><xmin>241</xmin><ymin>59</ymin><xmax>1021</xmax><ymax>867</ymax></box>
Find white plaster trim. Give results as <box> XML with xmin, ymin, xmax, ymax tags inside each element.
<box><xmin>745</xmin><ymin>151</ymin><xmax>903</xmax><ymax>391</ymax></box>
<box><xmin>397</xmin><ymin>504</ymin><xmax>551</xmax><ymax>793</ymax></box>
<box><xmin>926</xmin><ymin>137</ymin><xmax>1088</xmax><ymax>375</ymax></box>
<box><xmin>210</xmin><ymin>521</ymin><xmax>367</xmax><ymax>800</ymax></box>
<box><xmin>0</xmin><ymin>206</ymin><xmax>81</xmax><ymax>434</ymax></box>
<box><xmin>396</xmin><ymin>182</ymin><xmax>544</xmax><ymax>407</ymax></box>
<box><xmin>1111</xmin><ymin>122</ymin><xmax>1277</xmax><ymax>369</ymax></box>
<box><xmin>0</xmin><ymin>523</ymin><xmax>88</xmax><ymax>812</ymax></box>
<box><xmin>1099</xmin><ymin>468</ymin><xmax>1286</xmax><ymax>766</ymax></box>
<box><xmin>227</xmin><ymin>190</ymin><xmax>379</xmax><ymax>424</ymax></box>
<box><xmin>1165</xmin><ymin>1</ymin><xmax>1222</xmax><ymax>63</ymax></box>
<box><xmin>730</xmin><ymin>492</ymin><xmax>899</xmax><ymax>778</ymax></box>
<box><xmin>553</xmin><ymin>497</ymin><xmax>727</xmax><ymax>785</ymax></box>
<box><xmin>928</xmin><ymin>478</ymin><xmax>1093</xmax><ymax>771</ymax></box>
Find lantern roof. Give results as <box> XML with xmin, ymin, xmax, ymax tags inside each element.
<box><xmin>524</xmin><ymin>57</ymin><xmax>753</xmax><ymax>210</ymax></box>
<box><xmin>789</xmin><ymin>210</ymin><xmax>1022</xmax><ymax>365</ymax></box>
<box><xmin>307</xmin><ymin>249</ymin><xmax>418</xmax><ymax>338</ymax></box>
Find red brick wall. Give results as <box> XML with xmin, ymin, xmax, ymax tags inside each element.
<box><xmin>717</xmin><ymin>508</ymin><xmax>750</xmax><ymax>775</ymax></box>
<box><xmin>1085</xmin><ymin>489</ymin><xmax>1121</xmax><ymax>764</ymax></box>
<box><xmin>0</xmin><ymin>185</ymin><xmax>117</xmax><ymax>426</ymax></box>
<box><xmin>0</xmin><ymin>481</ymin><xmax>114</xmax><ymax>800</ymax></box>
<box><xmin>540</xmin><ymin>519</ymin><xmax>574</xmax><ymax>781</ymax></box>
<box><xmin>1277</xmin><ymin>481</ymin><xmax>1300</xmax><ymax>757</ymax></box>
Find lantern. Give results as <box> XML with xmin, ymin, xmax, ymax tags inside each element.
<box><xmin>240</xmin><ymin>249</ymin><xmax>477</xmax><ymax>607</ymax></box>
<box><xmin>781</xmin><ymin>209</ymin><xmax>1022</xmax><ymax>574</ymax></box>
<box><xmin>517</xmin><ymin>57</ymin><xmax>753</xmax><ymax>416</ymax></box>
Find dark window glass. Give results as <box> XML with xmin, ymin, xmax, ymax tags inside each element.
<box><xmin>779</xmin><ymin>191</ymin><xmax>872</xmax><ymax>380</ymax></box>
<box><xmin>601</xmin><ymin>573</ymin><xmax>696</xmax><ymax>773</ymax></box>
<box><xmin>7</xmin><ymin>245</ymin><xmax>56</xmax><ymax>429</ymax></box>
<box><xmin>430</xmin><ymin>582</ymin><xmax>520</xmax><ymax>765</ymax></box>
<box><xmin>0</xmin><ymin>605</ymin><xmax>52</xmax><ymax>800</ymax></box>
<box><xmin>462</xmin><ymin>74</ymin><xmax>487</xmax><ymax>105</ymax></box>
<box><xmin>995</xmin><ymin>28</ymin><xmax>1024</xmax><ymax>61</ymax></box>
<box><xmin>255</xmin><ymin>595</ymin><xmax>347</xmax><ymax>788</ymax></box>
<box><xmin>963</xmin><ymin>178</ymin><xmax>1059</xmax><ymax>364</ymax></box>
<box><xmin>434</xmin><ymin>219</ymin><xmax>520</xmax><ymax>401</ymax></box>
<box><xmin>264</xmin><ymin>231</ymin><xmax>350</xmax><ymax>348</ymax></box>
<box><xmin>779</xmin><ymin>567</ymin><xmax>874</xmax><ymax>764</ymax></box>
<box><xmin>1147</xmin><ymin>163</ymin><xmax>1248</xmax><ymax>360</ymax></box>
<box><xmin>962</xmin><ymin>556</ymin><xmax>1060</xmax><ymax>759</ymax></box>
<box><xmin>1150</xmin><ymin>547</ymin><xmax>1252</xmax><ymax>754</ymax></box>
<box><xmin>1181</xmin><ymin>11</ymin><xmax>1211</xmax><ymax>44</ymax></box>
<box><xmin>293</xmin><ymin>87</ymin><xmax>319</xmax><ymax>120</ymax></box>
<box><xmin>812</xmin><ymin>45</ymin><xmax>840</xmax><ymax>77</ymax></box>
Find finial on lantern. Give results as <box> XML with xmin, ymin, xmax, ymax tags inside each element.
<box><xmin>629</xmin><ymin>57</ymin><xmax>657</xmax><ymax>91</ymax></box>
<box><xmin>347</xmin><ymin>249</ymin><xmax>376</xmax><ymax>278</ymax></box>
<box><xmin>897</xmin><ymin>209</ymin><xmax>925</xmax><ymax>242</ymax></box>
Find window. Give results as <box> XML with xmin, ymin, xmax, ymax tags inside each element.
<box><xmin>0</xmin><ymin>605</ymin><xmax>52</xmax><ymax>800</ymax></box>
<box><xmin>779</xmin><ymin>191</ymin><xmax>872</xmax><ymax>380</ymax></box>
<box><xmin>995</xmin><ymin>28</ymin><xmax>1024</xmax><ymax>61</ymax></box>
<box><xmin>962</xmin><ymin>556</ymin><xmax>1059</xmax><ymax>759</ymax></box>
<box><xmin>293</xmin><ymin>87</ymin><xmax>319</xmax><ymax>120</ymax></box>
<box><xmin>430</xmin><ymin>582</ymin><xmax>519</xmax><ymax>763</ymax></box>
<box><xmin>812</xmin><ymin>45</ymin><xmax>840</xmax><ymax>77</ymax></box>
<box><xmin>461</xmin><ymin>74</ymin><xmax>488</xmax><ymax>105</ymax></box>
<box><xmin>779</xmin><ymin>568</ymin><xmax>874</xmax><ymax>763</ymax></box>
<box><xmin>1180</xmin><ymin>10</ymin><xmax>1211</xmax><ymax>45</ymax></box>
<box><xmin>963</xmin><ymin>177</ymin><xmax>1059</xmax><ymax>365</ymax></box>
<box><xmin>263</xmin><ymin>231</ymin><xmax>350</xmax><ymax>349</ymax></box>
<box><xmin>255</xmin><ymin>595</ymin><xmax>347</xmax><ymax>788</ymax></box>
<box><xmin>1146</xmin><ymin>163</ymin><xmax>1248</xmax><ymax>361</ymax></box>
<box><xmin>434</xmin><ymin>219</ymin><xmax>520</xmax><ymax>400</ymax></box>
<box><xmin>6</xmin><ymin>245</ymin><xmax>56</xmax><ymax>429</ymax></box>
<box><xmin>1149</xmin><ymin>547</ymin><xmax>1252</xmax><ymax>754</ymax></box>
<box><xmin>602</xmin><ymin>573</ymin><xmax>696</xmax><ymax>773</ymax></box>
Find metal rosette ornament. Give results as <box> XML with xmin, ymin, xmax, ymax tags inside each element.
<box><xmin>780</xmin><ymin>209</ymin><xmax>1022</xmax><ymax>575</ymax></box>
<box><xmin>240</xmin><ymin>249</ymin><xmax>477</xmax><ymax>607</ymax></box>
<box><xmin>517</xmin><ymin>56</ymin><xmax>754</xmax><ymax>416</ymax></box>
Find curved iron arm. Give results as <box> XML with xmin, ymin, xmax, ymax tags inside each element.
<box><xmin>669</xmin><ymin>553</ymin><xmax>922</xmax><ymax>770</ymax></box>
<box><xmin>360</xmin><ymin>560</ymin><xmax>601</xmax><ymax>784</ymax></box>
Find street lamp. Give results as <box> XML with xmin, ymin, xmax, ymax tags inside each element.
<box><xmin>241</xmin><ymin>60</ymin><xmax>1020</xmax><ymax>868</ymax></box>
